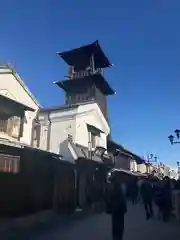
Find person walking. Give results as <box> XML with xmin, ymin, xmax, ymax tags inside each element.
<box><xmin>161</xmin><ymin>177</ymin><xmax>172</xmax><ymax>222</ymax></box>
<box><xmin>140</xmin><ymin>177</ymin><xmax>154</xmax><ymax>220</ymax></box>
<box><xmin>105</xmin><ymin>174</ymin><xmax>127</xmax><ymax>240</ymax></box>
<box><xmin>154</xmin><ymin>180</ymin><xmax>164</xmax><ymax>220</ymax></box>
<box><xmin>137</xmin><ymin>177</ymin><xmax>144</xmax><ymax>203</ymax></box>
<box><xmin>131</xmin><ymin>179</ymin><xmax>138</xmax><ymax>205</ymax></box>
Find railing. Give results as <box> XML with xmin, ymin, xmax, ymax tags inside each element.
<box><xmin>68</xmin><ymin>67</ymin><xmax>103</xmax><ymax>80</ymax></box>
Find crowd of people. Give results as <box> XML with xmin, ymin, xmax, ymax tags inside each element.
<box><xmin>129</xmin><ymin>176</ymin><xmax>180</xmax><ymax>221</ymax></box>
<box><xmin>105</xmin><ymin>172</ymin><xmax>180</xmax><ymax>240</ymax></box>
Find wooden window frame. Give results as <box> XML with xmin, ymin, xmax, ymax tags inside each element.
<box><xmin>0</xmin><ymin>154</ymin><xmax>20</xmax><ymax>174</ymax></box>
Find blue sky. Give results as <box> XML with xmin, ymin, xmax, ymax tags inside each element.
<box><xmin>1</xmin><ymin>0</ymin><xmax>180</xmax><ymax>166</ymax></box>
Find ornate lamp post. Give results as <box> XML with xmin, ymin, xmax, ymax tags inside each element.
<box><xmin>148</xmin><ymin>153</ymin><xmax>158</xmax><ymax>163</ymax></box>
<box><xmin>177</xmin><ymin>161</ymin><xmax>180</xmax><ymax>179</ymax></box>
<box><xmin>168</xmin><ymin>130</ymin><xmax>180</xmax><ymax>179</ymax></box>
<box><xmin>146</xmin><ymin>153</ymin><xmax>158</xmax><ymax>175</ymax></box>
<box><xmin>168</xmin><ymin>129</ymin><xmax>180</xmax><ymax>144</ymax></box>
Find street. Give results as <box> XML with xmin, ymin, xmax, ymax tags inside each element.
<box><xmin>27</xmin><ymin>204</ymin><xmax>180</xmax><ymax>240</ymax></box>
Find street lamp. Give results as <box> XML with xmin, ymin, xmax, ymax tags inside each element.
<box><xmin>177</xmin><ymin>161</ymin><xmax>180</xmax><ymax>179</ymax></box>
<box><xmin>147</xmin><ymin>153</ymin><xmax>158</xmax><ymax>163</ymax></box>
<box><xmin>145</xmin><ymin>153</ymin><xmax>158</xmax><ymax>175</ymax></box>
<box><xmin>168</xmin><ymin>130</ymin><xmax>180</xmax><ymax>178</ymax></box>
<box><xmin>168</xmin><ymin>129</ymin><xmax>180</xmax><ymax>144</ymax></box>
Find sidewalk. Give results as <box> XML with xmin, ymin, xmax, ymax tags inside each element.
<box><xmin>0</xmin><ymin>208</ymin><xmax>91</xmax><ymax>239</ymax></box>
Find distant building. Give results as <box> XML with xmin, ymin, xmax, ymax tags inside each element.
<box><xmin>169</xmin><ymin>168</ymin><xmax>178</xmax><ymax>180</ymax></box>
<box><xmin>164</xmin><ymin>165</ymin><xmax>170</xmax><ymax>177</ymax></box>
<box><xmin>137</xmin><ymin>163</ymin><xmax>147</xmax><ymax>174</ymax></box>
<box><xmin>107</xmin><ymin>140</ymin><xmax>144</xmax><ymax>171</ymax></box>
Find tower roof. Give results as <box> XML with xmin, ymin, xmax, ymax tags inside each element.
<box><xmin>57</xmin><ymin>40</ymin><xmax>111</xmax><ymax>70</ymax></box>
<box><xmin>55</xmin><ymin>74</ymin><xmax>115</xmax><ymax>96</ymax></box>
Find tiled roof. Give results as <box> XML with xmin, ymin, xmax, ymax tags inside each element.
<box><xmin>107</xmin><ymin>139</ymin><xmax>145</xmax><ymax>164</ymax></box>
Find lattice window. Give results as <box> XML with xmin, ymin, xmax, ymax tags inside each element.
<box><xmin>0</xmin><ymin>154</ymin><xmax>20</xmax><ymax>173</ymax></box>
<box><xmin>32</xmin><ymin>121</ymin><xmax>41</xmax><ymax>148</ymax></box>
<box><xmin>0</xmin><ymin>116</ymin><xmax>20</xmax><ymax>138</ymax></box>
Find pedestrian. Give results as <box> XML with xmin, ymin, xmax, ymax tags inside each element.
<box><xmin>154</xmin><ymin>180</ymin><xmax>163</xmax><ymax>220</ymax></box>
<box><xmin>161</xmin><ymin>177</ymin><xmax>172</xmax><ymax>222</ymax></box>
<box><xmin>105</xmin><ymin>174</ymin><xmax>127</xmax><ymax>240</ymax></box>
<box><xmin>140</xmin><ymin>177</ymin><xmax>154</xmax><ymax>220</ymax></box>
<box><xmin>137</xmin><ymin>177</ymin><xmax>144</xmax><ymax>203</ymax></box>
<box><xmin>131</xmin><ymin>178</ymin><xmax>138</xmax><ymax>205</ymax></box>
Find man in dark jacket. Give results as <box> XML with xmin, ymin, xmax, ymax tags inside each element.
<box><xmin>140</xmin><ymin>177</ymin><xmax>154</xmax><ymax>220</ymax></box>
<box><xmin>161</xmin><ymin>177</ymin><xmax>172</xmax><ymax>222</ymax></box>
<box><xmin>106</xmin><ymin>175</ymin><xmax>127</xmax><ymax>240</ymax></box>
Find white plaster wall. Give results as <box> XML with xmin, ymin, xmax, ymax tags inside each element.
<box><xmin>75</xmin><ymin>112</ymin><xmax>107</xmax><ymax>149</ymax></box>
<box><xmin>49</xmin><ymin>117</ymin><xmax>76</xmax><ymax>154</ymax></box>
<box><xmin>38</xmin><ymin>114</ymin><xmax>49</xmax><ymax>151</ymax></box>
<box><xmin>78</xmin><ymin>103</ymin><xmax>110</xmax><ymax>135</ymax></box>
<box><xmin>137</xmin><ymin>163</ymin><xmax>147</xmax><ymax>173</ymax></box>
<box><xmin>38</xmin><ymin>103</ymin><xmax>109</xmax><ymax>156</ymax></box>
<box><xmin>130</xmin><ymin>160</ymin><xmax>138</xmax><ymax>172</ymax></box>
<box><xmin>38</xmin><ymin>108</ymin><xmax>78</xmax><ymax>153</ymax></box>
<box><xmin>0</xmin><ymin>70</ymin><xmax>39</xmax><ymax>145</ymax></box>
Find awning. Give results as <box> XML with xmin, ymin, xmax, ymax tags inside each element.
<box><xmin>57</xmin><ymin>40</ymin><xmax>111</xmax><ymax>70</ymax></box>
<box><xmin>86</xmin><ymin>124</ymin><xmax>104</xmax><ymax>136</ymax></box>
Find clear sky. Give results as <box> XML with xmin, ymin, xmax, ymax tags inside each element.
<box><xmin>1</xmin><ymin>0</ymin><xmax>180</xmax><ymax>166</ymax></box>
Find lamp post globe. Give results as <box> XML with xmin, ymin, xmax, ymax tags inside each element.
<box><xmin>168</xmin><ymin>135</ymin><xmax>174</xmax><ymax>145</ymax></box>
<box><xmin>174</xmin><ymin>129</ymin><xmax>180</xmax><ymax>139</ymax></box>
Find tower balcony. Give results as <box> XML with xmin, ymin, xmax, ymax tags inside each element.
<box><xmin>68</xmin><ymin>67</ymin><xmax>104</xmax><ymax>80</ymax></box>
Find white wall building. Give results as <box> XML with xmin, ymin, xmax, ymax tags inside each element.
<box><xmin>169</xmin><ymin>167</ymin><xmax>178</xmax><ymax>180</ymax></box>
<box><xmin>130</xmin><ymin>159</ymin><xmax>138</xmax><ymax>172</ymax></box>
<box><xmin>0</xmin><ymin>65</ymin><xmax>40</xmax><ymax>145</ymax></box>
<box><xmin>35</xmin><ymin>102</ymin><xmax>110</xmax><ymax>163</ymax></box>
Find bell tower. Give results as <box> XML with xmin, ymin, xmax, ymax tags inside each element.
<box><xmin>55</xmin><ymin>40</ymin><xmax>115</xmax><ymax>123</ymax></box>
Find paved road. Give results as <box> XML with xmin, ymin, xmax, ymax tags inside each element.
<box><xmin>30</xmin><ymin>204</ymin><xmax>180</xmax><ymax>240</ymax></box>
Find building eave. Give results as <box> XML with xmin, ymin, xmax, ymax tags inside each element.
<box><xmin>0</xmin><ymin>94</ymin><xmax>35</xmax><ymax>112</ymax></box>
<box><xmin>0</xmin><ymin>66</ymin><xmax>40</xmax><ymax>107</ymax></box>
<box><xmin>107</xmin><ymin>139</ymin><xmax>145</xmax><ymax>164</ymax></box>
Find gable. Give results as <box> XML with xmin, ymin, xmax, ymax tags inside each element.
<box><xmin>77</xmin><ymin>102</ymin><xmax>110</xmax><ymax>135</ymax></box>
<box><xmin>0</xmin><ymin>67</ymin><xmax>40</xmax><ymax>110</ymax></box>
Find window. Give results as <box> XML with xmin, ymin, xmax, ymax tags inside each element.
<box><xmin>87</xmin><ymin>124</ymin><xmax>102</xmax><ymax>150</ymax></box>
<box><xmin>11</xmin><ymin>116</ymin><xmax>21</xmax><ymax>138</ymax></box>
<box><xmin>0</xmin><ymin>116</ymin><xmax>20</xmax><ymax>138</ymax></box>
<box><xmin>91</xmin><ymin>132</ymin><xmax>96</xmax><ymax>149</ymax></box>
<box><xmin>0</xmin><ymin>119</ymin><xmax>8</xmax><ymax>133</ymax></box>
<box><xmin>0</xmin><ymin>154</ymin><xmax>20</xmax><ymax>173</ymax></box>
<box><xmin>68</xmin><ymin>134</ymin><xmax>73</xmax><ymax>142</ymax></box>
<box><xmin>33</xmin><ymin>122</ymin><xmax>41</xmax><ymax>148</ymax></box>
